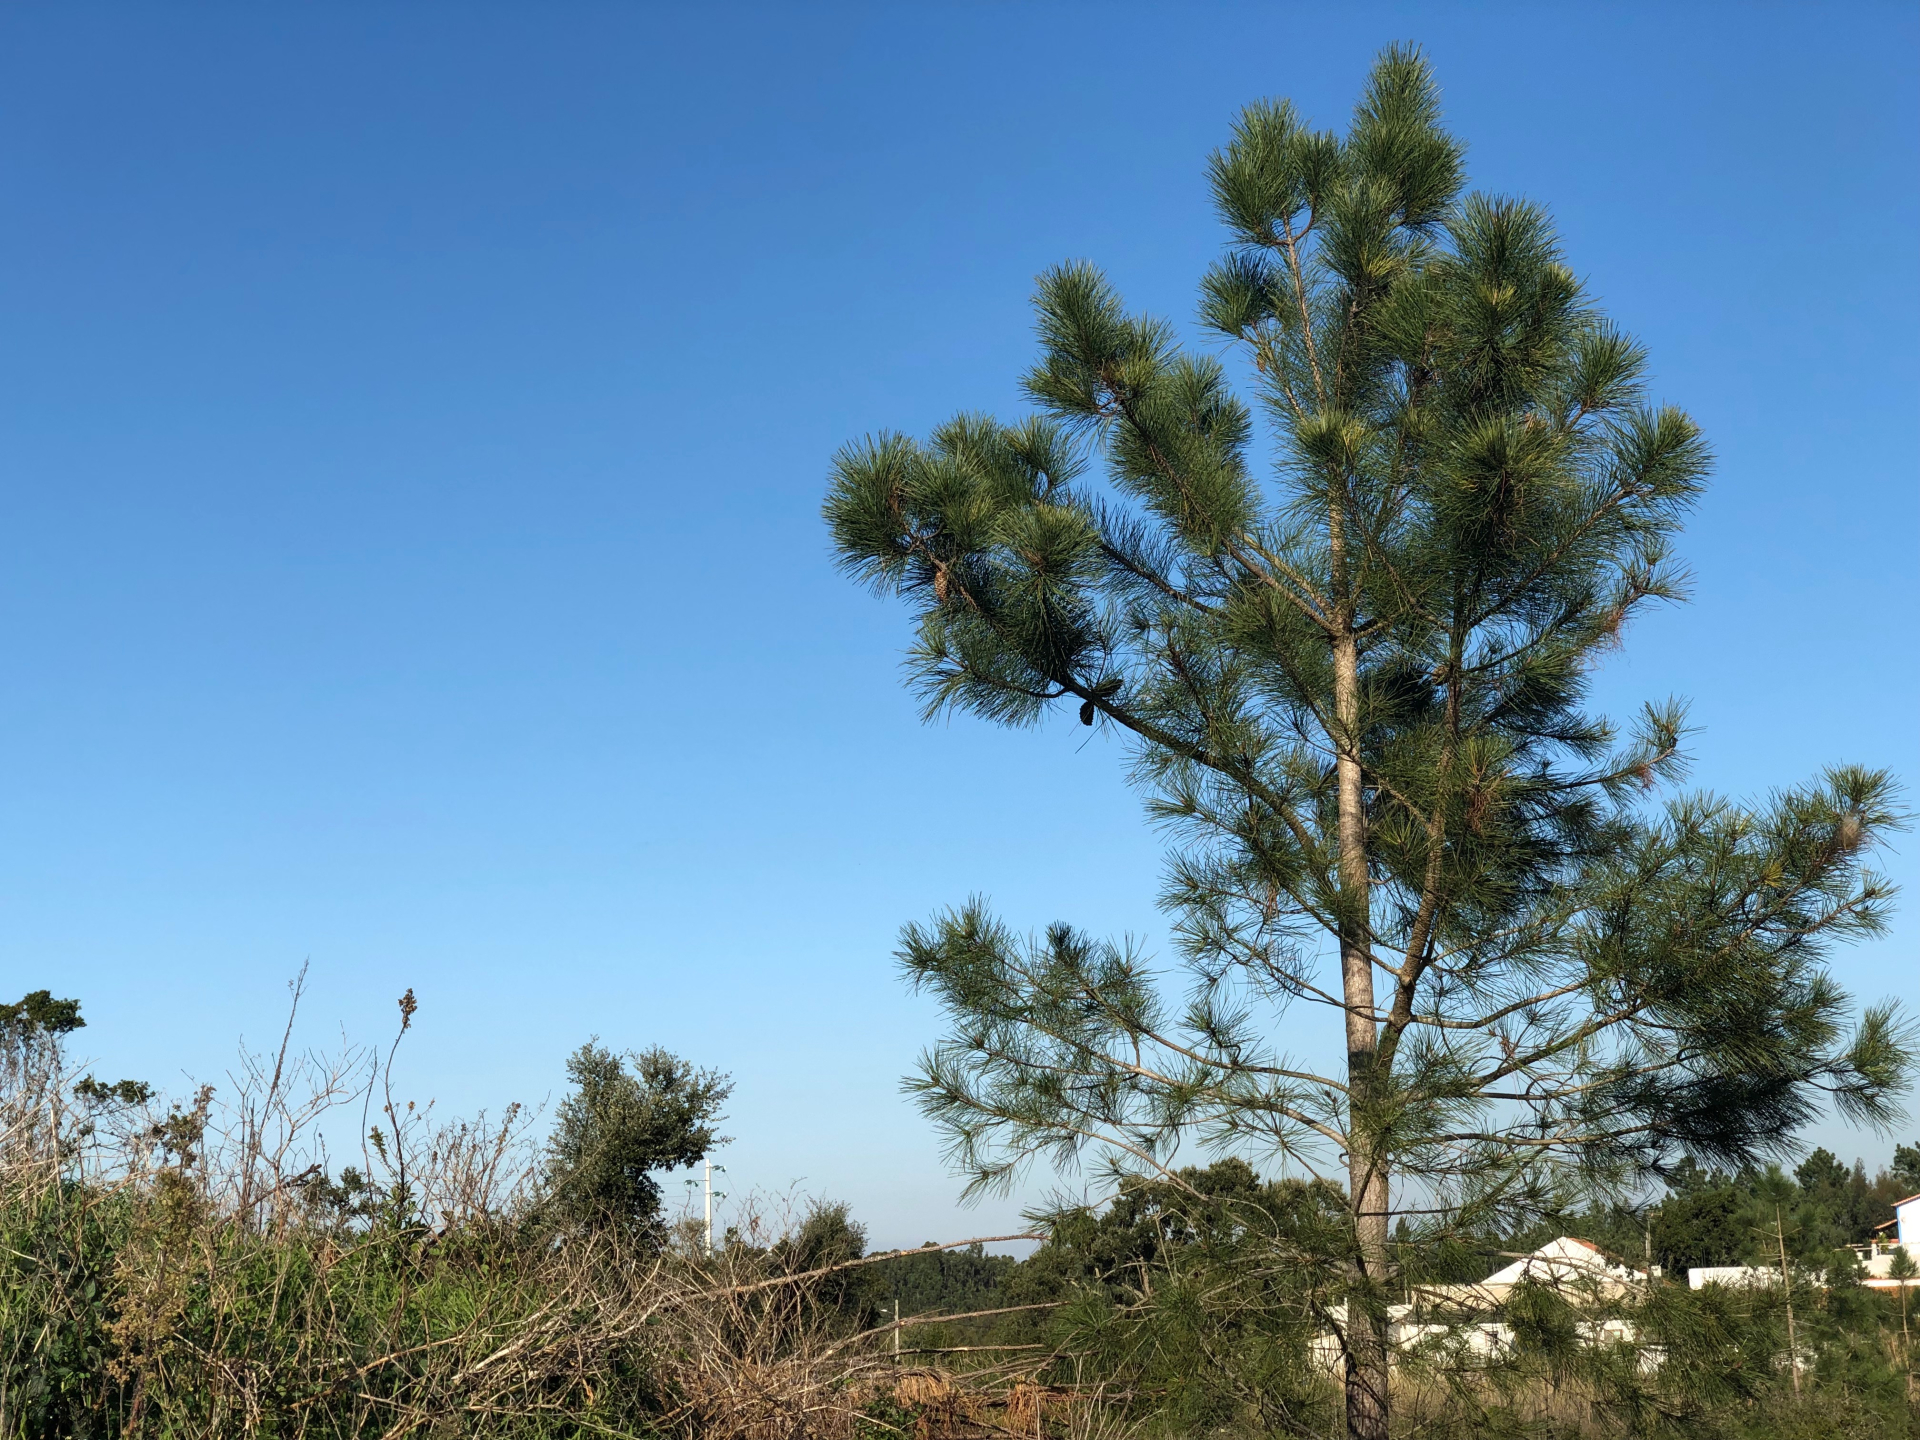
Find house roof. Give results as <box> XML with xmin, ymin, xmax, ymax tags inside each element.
<box><xmin>1478</xmin><ymin>1236</ymin><xmax>1643</xmax><ymax>1290</ymax></box>
<box><xmin>1874</xmin><ymin>1196</ymin><xmax>1920</xmax><ymax>1231</ymax></box>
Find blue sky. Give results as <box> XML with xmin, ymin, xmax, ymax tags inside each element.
<box><xmin>2</xmin><ymin>4</ymin><xmax>1914</xmax><ymax>1249</ymax></box>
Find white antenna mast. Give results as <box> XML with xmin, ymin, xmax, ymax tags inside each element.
<box><xmin>702</xmin><ymin>1159</ymin><xmax>726</xmax><ymax>1255</ymax></box>
<box><xmin>685</xmin><ymin>1162</ymin><xmax>726</xmax><ymax>1256</ymax></box>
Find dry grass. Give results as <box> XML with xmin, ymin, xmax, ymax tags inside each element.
<box><xmin>16</xmin><ymin>983</ymin><xmax>1895</xmax><ymax>1438</ymax></box>
<box><xmin>0</xmin><ymin>981</ymin><xmax>1075</xmax><ymax>1439</ymax></box>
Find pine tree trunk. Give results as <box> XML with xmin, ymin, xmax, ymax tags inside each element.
<box><xmin>1333</xmin><ymin>626</ymin><xmax>1390</xmax><ymax>1440</ymax></box>
<box><xmin>1344</xmin><ymin>1153</ymin><xmax>1392</xmax><ymax>1440</ymax></box>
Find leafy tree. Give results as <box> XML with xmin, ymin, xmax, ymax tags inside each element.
<box><xmin>0</xmin><ymin>991</ymin><xmax>84</xmax><ymax>1041</ymax></box>
<box><xmin>779</xmin><ymin>1199</ymin><xmax>869</xmax><ymax>1274</ymax></box>
<box><xmin>544</xmin><ymin>1044</ymin><xmax>731</xmax><ymax>1237</ymax></box>
<box><xmin>1892</xmin><ymin>1141</ymin><xmax>1920</xmax><ymax>1195</ymax></box>
<box><xmin>1</xmin><ymin>990</ymin><xmax>86</xmax><ymax>1104</ymax></box>
<box><xmin>823</xmin><ymin>44</ymin><xmax>1910</xmax><ymax>1439</ymax></box>
<box><xmin>768</xmin><ymin>1200</ymin><xmax>878</xmax><ymax>1315</ymax></box>
<box><xmin>1010</xmin><ymin>1157</ymin><xmax>1343</xmax><ymax>1306</ymax></box>
<box><xmin>1891</xmin><ymin>1244</ymin><xmax>1917</xmax><ymax>1402</ymax></box>
<box><xmin>1652</xmin><ymin>1163</ymin><xmax>1749</xmax><ymax>1273</ymax></box>
<box><xmin>1795</xmin><ymin>1148</ymin><xmax>1887</xmax><ymax>1255</ymax></box>
<box><xmin>1629</xmin><ymin>1147</ymin><xmax>1919</xmax><ymax>1278</ymax></box>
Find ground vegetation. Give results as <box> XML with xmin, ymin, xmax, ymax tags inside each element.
<box><xmin>4</xmin><ymin>990</ymin><xmax>1918</xmax><ymax>1436</ymax></box>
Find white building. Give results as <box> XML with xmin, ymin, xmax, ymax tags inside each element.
<box><xmin>1312</xmin><ymin>1237</ymin><xmax>1652</xmax><ymax>1373</ymax></box>
<box><xmin>1688</xmin><ymin>1265</ymin><xmax>1783</xmax><ymax>1290</ymax></box>
<box><xmin>1858</xmin><ymin>1191</ymin><xmax>1920</xmax><ymax>1290</ymax></box>
<box><xmin>1890</xmin><ymin>1192</ymin><xmax>1920</xmax><ymax>1247</ymax></box>
<box><xmin>1459</xmin><ymin>1236</ymin><xmax>1646</xmax><ymax>1304</ymax></box>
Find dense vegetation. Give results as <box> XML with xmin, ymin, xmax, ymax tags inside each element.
<box><xmin>4</xmin><ymin>988</ymin><xmax>1917</xmax><ymax>1438</ymax></box>
<box><xmin>847</xmin><ymin>1157</ymin><xmax>1920</xmax><ymax>1438</ymax></box>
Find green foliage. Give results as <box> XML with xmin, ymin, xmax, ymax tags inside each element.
<box><xmin>826</xmin><ymin>26</ymin><xmax>1906</xmax><ymax>1352</ymax></box>
<box><xmin>1</xmin><ymin>992</ymin><xmax>89</xmax><ymax>1124</ymax></box>
<box><xmin>0</xmin><ymin>1188</ymin><xmax>667</xmax><ymax>1438</ymax></box>
<box><xmin>1015</xmin><ymin>1160</ymin><xmax>1347</xmax><ymax>1434</ymax></box>
<box><xmin>993</xmin><ymin>1154</ymin><xmax>1920</xmax><ymax>1437</ymax></box>
<box><xmin>3</xmin><ymin>988</ymin><xmax>1917</xmax><ymax>1436</ymax></box>
<box><xmin>69</xmin><ymin>1077</ymin><xmax>154</xmax><ymax>1108</ymax></box>
<box><xmin>1893</xmin><ymin>1143</ymin><xmax>1920</xmax><ymax>1194</ymax></box>
<box><xmin>783</xmin><ymin>1204</ymin><xmax>1024</xmax><ymax>1331</ymax></box>
<box><xmin>0</xmin><ymin>991</ymin><xmax>85</xmax><ymax>1039</ymax></box>
<box><xmin>1010</xmin><ymin>1158</ymin><xmax>1343</xmax><ymax>1303</ymax></box>
<box><xmin>827</xmin><ymin>48</ymin><xmax>1911</xmax><ymax>1436</ymax></box>
<box><xmin>544</xmin><ymin>1042</ymin><xmax>732</xmax><ymax>1237</ymax></box>
<box><xmin>1628</xmin><ymin>1152</ymin><xmax>1913</xmax><ymax>1274</ymax></box>
<box><xmin>0</xmin><ymin>1182</ymin><xmax>126</xmax><ymax>1439</ymax></box>
<box><xmin>859</xmin><ymin>1243</ymin><xmax>1014</xmax><ymax>1320</ymax></box>
<box><xmin>0</xmin><ymin>997</ymin><xmax>763</xmax><ymax>1438</ymax></box>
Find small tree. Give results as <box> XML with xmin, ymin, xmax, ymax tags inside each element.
<box><xmin>824</xmin><ymin>45</ymin><xmax>1909</xmax><ymax>1439</ymax></box>
<box><xmin>1</xmin><ymin>991</ymin><xmax>85</xmax><ymax>1111</ymax></box>
<box><xmin>1892</xmin><ymin>1142</ymin><xmax>1920</xmax><ymax>1194</ymax></box>
<box><xmin>545</xmin><ymin>1044</ymin><xmax>731</xmax><ymax>1237</ymax></box>
<box><xmin>1892</xmin><ymin>1245</ymin><xmax>1917</xmax><ymax>1400</ymax></box>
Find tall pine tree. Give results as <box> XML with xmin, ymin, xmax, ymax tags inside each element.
<box><xmin>824</xmin><ymin>47</ymin><xmax>1908</xmax><ymax>1439</ymax></box>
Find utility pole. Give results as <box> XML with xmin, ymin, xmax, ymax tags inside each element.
<box><xmin>688</xmin><ymin>1161</ymin><xmax>726</xmax><ymax>1256</ymax></box>
<box><xmin>892</xmin><ymin>1297</ymin><xmax>901</xmax><ymax>1362</ymax></box>
<box><xmin>703</xmin><ymin>1160</ymin><xmax>725</xmax><ymax>1256</ymax></box>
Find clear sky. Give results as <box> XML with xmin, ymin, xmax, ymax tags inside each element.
<box><xmin>2</xmin><ymin>3</ymin><xmax>1915</xmax><ymax>1250</ymax></box>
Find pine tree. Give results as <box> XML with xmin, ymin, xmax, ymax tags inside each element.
<box><xmin>824</xmin><ymin>46</ymin><xmax>1909</xmax><ymax>1439</ymax></box>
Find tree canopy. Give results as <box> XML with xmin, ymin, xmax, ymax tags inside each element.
<box><xmin>544</xmin><ymin>1043</ymin><xmax>732</xmax><ymax>1236</ymax></box>
<box><xmin>825</xmin><ymin>43</ymin><xmax>1909</xmax><ymax>1440</ymax></box>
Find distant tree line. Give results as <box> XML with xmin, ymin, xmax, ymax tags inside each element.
<box><xmin>810</xmin><ymin>1149</ymin><xmax>1920</xmax><ymax>1318</ymax></box>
